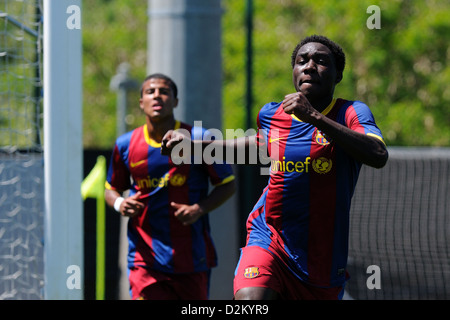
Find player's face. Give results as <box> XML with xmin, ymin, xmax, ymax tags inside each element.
<box><xmin>140</xmin><ymin>78</ymin><xmax>178</xmax><ymax>122</ymax></box>
<box><xmin>292</xmin><ymin>42</ymin><xmax>341</xmax><ymax>102</ymax></box>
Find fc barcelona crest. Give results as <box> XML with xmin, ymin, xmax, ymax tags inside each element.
<box><xmin>244</xmin><ymin>267</ymin><xmax>260</xmax><ymax>279</ymax></box>
<box><xmin>315</xmin><ymin>130</ymin><xmax>331</xmax><ymax>145</ymax></box>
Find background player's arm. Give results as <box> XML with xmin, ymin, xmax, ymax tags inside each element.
<box><xmin>283</xmin><ymin>92</ymin><xmax>388</xmax><ymax>168</ymax></box>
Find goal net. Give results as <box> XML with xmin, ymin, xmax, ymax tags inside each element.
<box><xmin>0</xmin><ymin>0</ymin><xmax>44</xmax><ymax>300</ymax></box>
<box><xmin>346</xmin><ymin>147</ymin><xmax>450</xmax><ymax>299</ymax></box>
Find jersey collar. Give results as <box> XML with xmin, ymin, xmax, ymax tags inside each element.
<box><xmin>291</xmin><ymin>98</ymin><xmax>336</xmax><ymax>122</ymax></box>
<box><xmin>143</xmin><ymin>120</ymin><xmax>181</xmax><ymax>148</ymax></box>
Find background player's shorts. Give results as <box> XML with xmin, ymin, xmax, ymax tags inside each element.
<box><xmin>129</xmin><ymin>266</ymin><xmax>210</xmax><ymax>300</ymax></box>
<box><xmin>233</xmin><ymin>246</ymin><xmax>345</xmax><ymax>300</ymax></box>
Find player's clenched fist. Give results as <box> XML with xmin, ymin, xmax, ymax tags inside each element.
<box><xmin>282</xmin><ymin>92</ymin><xmax>317</xmax><ymax>123</ymax></box>
<box><xmin>161</xmin><ymin>129</ymin><xmax>190</xmax><ymax>156</ymax></box>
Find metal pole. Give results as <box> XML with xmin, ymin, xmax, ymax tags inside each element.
<box><xmin>110</xmin><ymin>62</ymin><xmax>138</xmax><ymax>136</ymax></box>
<box><xmin>146</xmin><ymin>0</ymin><xmax>238</xmax><ymax>300</ymax></box>
<box><xmin>239</xmin><ymin>0</ymin><xmax>255</xmax><ymax>247</ymax></box>
<box><xmin>245</xmin><ymin>0</ymin><xmax>253</xmax><ymax>130</ymax></box>
<box><xmin>34</xmin><ymin>0</ymin><xmax>42</xmax><ymax>148</ymax></box>
<box><xmin>109</xmin><ymin>62</ymin><xmax>138</xmax><ymax>300</ymax></box>
<box><xmin>147</xmin><ymin>0</ymin><xmax>223</xmax><ymax>128</ymax></box>
<box><xmin>43</xmin><ymin>0</ymin><xmax>83</xmax><ymax>299</ymax></box>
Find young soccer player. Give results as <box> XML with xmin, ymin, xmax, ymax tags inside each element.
<box><xmin>105</xmin><ymin>73</ymin><xmax>236</xmax><ymax>300</ymax></box>
<box><xmin>162</xmin><ymin>35</ymin><xmax>388</xmax><ymax>300</ymax></box>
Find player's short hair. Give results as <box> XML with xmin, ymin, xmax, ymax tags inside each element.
<box><xmin>140</xmin><ymin>73</ymin><xmax>178</xmax><ymax>99</ymax></box>
<box><xmin>291</xmin><ymin>35</ymin><xmax>346</xmax><ymax>76</ymax></box>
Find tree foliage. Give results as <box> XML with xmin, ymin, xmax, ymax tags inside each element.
<box><xmin>82</xmin><ymin>0</ymin><xmax>450</xmax><ymax>148</ymax></box>
<box><xmin>82</xmin><ymin>0</ymin><xmax>147</xmax><ymax>148</ymax></box>
<box><xmin>223</xmin><ymin>0</ymin><xmax>450</xmax><ymax>146</ymax></box>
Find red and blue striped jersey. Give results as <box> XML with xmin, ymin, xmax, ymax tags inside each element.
<box><xmin>105</xmin><ymin>121</ymin><xmax>235</xmax><ymax>273</ymax></box>
<box><xmin>247</xmin><ymin>98</ymin><xmax>385</xmax><ymax>287</ymax></box>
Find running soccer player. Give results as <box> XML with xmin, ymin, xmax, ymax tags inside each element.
<box><xmin>105</xmin><ymin>73</ymin><xmax>236</xmax><ymax>300</ymax></box>
<box><xmin>162</xmin><ymin>35</ymin><xmax>388</xmax><ymax>300</ymax></box>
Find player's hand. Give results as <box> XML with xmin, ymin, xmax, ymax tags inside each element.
<box><xmin>161</xmin><ymin>130</ymin><xmax>189</xmax><ymax>156</ymax></box>
<box><xmin>171</xmin><ymin>202</ymin><xmax>204</xmax><ymax>226</ymax></box>
<box><xmin>282</xmin><ymin>92</ymin><xmax>317</xmax><ymax>123</ymax></box>
<box><xmin>120</xmin><ymin>191</ymin><xmax>145</xmax><ymax>217</ymax></box>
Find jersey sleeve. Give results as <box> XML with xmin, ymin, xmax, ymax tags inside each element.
<box><xmin>344</xmin><ymin>101</ymin><xmax>385</xmax><ymax>144</ymax></box>
<box><xmin>256</xmin><ymin>112</ymin><xmax>267</xmax><ymax>149</ymax></box>
<box><xmin>205</xmin><ymin>163</ymin><xmax>235</xmax><ymax>186</ymax></box>
<box><xmin>255</xmin><ymin>102</ymin><xmax>279</xmax><ymax>151</ymax></box>
<box><xmin>105</xmin><ymin>138</ymin><xmax>132</xmax><ymax>192</ymax></box>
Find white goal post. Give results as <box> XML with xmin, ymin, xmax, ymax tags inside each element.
<box><xmin>43</xmin><ymin>0</ymin><xmax>83</xmax><ymax>299</ymax></box>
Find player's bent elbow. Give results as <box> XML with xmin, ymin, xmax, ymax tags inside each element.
<box><xmin>224</xmin><ymin>179</ymin><xmax>237</xmax><ymax>198</ymax></box>
<box><xmin>370</xmin><ymin>148</ymin><xmax>389</xmax><ymax>169</ymax></box>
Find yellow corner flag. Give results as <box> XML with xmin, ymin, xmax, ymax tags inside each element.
<box><xmin>81</xmin><ymin>155</ymin><xmax>106</xmax><ymax>200</ymax></box>
<box><xmin>81</xmin><ymin>155</ymin><xmax>107</xmax><ymax>300</ymax></box>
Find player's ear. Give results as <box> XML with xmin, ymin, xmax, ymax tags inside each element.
<box><xmin>173</xmin><ymin>98</ymin><xmax>179</xmax><ymax>108</ymax></box>
<box><xmin>139</xmin><ymin>98</ymin><xmax>144</xmax><ymax>111</ymax></box>
<box><xmin>335</xmin><ymin>71</ymin><xmax>343</xmax><ymax>84</ymax></box>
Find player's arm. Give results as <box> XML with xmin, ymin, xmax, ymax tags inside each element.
<box><xmin>314</xmin><ymin>118</ymin><xmax>388</xmax><ymax>168</ymax></box>
<box><xmin>161</xmin><ymin>130</ymin><xmax>261</xmax><ymax>165</ymax></box>
<box><xmin>172</xmin><ymin>179</ymin><xmax>236</xmax><ymax>226</ymax></box>
<box><xmin>105</xmin><ymin>188</ymin><xmax>145</xmax><ymax>217</ymax></box>
<box><xmin>283</xmin><ymin>92</ymin><xmax>388</xmax><ymax>168</ymax></box>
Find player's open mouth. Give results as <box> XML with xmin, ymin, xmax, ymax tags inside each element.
<box><xmin>300</xmin><ymin>77</ymin><xmax>318</xmax><ymax>85</ymax></box>
<box><xmin>299</xmin><ymin>77</ymin><xmax>320</xmax><ymax>89</ymax></box>
<box><xmin>299</xmin><ymin>81</ymin><xmax>317</xmax><ymax>88</ymax></box>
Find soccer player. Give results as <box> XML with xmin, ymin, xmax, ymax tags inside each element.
<box><xmin>162</xmin><ymin>35</ymin><xmax>388</xmax><ymax>300</ymax></box>
<box><xmin>105</xmin><ymin>73</ymin><xmax>236</xmax><ymax>300</ymax></box>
